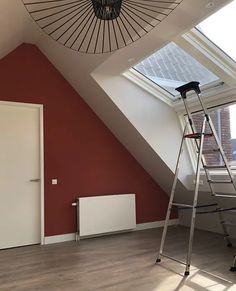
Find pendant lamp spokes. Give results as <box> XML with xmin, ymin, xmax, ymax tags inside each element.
<box><xmin>22</xmin><ymin>0</ymin><xmax>183</xmax><ymax>54</ymax></box>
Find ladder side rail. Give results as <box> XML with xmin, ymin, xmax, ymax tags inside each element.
<box><xmin>182</xmin><ymin>97</ymin><xmax>195</xmax><ymax>131</ymax></box>
<box><xmin>198</xmin><ymin>158</ymin><xmax>232</xmax><ymax>244</ymax></box>
<box><xmin>196</xmin><ymin>91</ymin><xmax>209</xmax><ymax>117</ymax></box>
<box><xmin>156</xmin><ymin>124</ymin><xmax>188</xmax><ymax>262</ymax></box>
<box><xmin>181</xmin><ymin>100</ymin><xmax>221</xmax><ymax>238</ymax></box>
<box><xmin>207</xmin><ymin>117</ymin><xmax>236</xmax><ymax>191</ymax></box>
<box><xmin>193</xmin><ymin>91</ymin><xmax>233</xmax><ymax>194</ymax></box>
<box><xmin>182</xmin><ymin>95</ymin><xmax>204</xmax><ymax>164</ymax></box>
<box><xmin>196</xmin><ymin>91</ymin><xmax>236</xmax><ymax>190</ymax></box>
<box><xmin>183</xmin><ymin>94</ymin><xmax>213</xmax><ymax>194</ymax></box>
<box><xmin>218</xmin><ymin>210</ymin><xmax>233</xmax><ymax>247</ymax></box>
<box><xmin>179</xmin><ymin>96</ymin><xmax>217</xmax><ymax>252</ymax></box>
<box><xmin>182</xmin><ymin>97</ymin><xmax>201</xmax><ymax>148</ymax></box>
<box><xmin>185</xmin><ymin>91</ymin><xmax>215</xmax><ymax>188</ymax></box>
<box><xmin>182</xmin><ymin>89</ymin><xmax>224</xmax><ymax>248</ymax></box>
<box><xmin>201</xmin><ymin>158</ymin><xmax>215</xmax><ymax>194</ymax></box>
<box><xmin>207</xmin><ymin>117</ymin><xmax>236</xmax><ymax>246</ymax></box>
<box><xmin>230</xmin><ymin>255</ymin><xmax>236</xmax><ymax>272</ymax></box>
<box><xmin>196</xmin><ymin>91</ymin><xmax>233</xmax><ymax>246</ymax></box>
<box><xmin>185</xmin><ymin>117</ymin><xmax>207</xmax><ymax>276</ymax></box>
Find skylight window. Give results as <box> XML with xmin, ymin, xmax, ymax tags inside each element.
<box><xmin>197</xmin><ymin>0</ymin><xmax>236</xmax><ymax>61</ymax></box>
<box><xmin>133</xmin><ymin>42</ymin><xmax>220</xmax><ymax>97</ymax></box>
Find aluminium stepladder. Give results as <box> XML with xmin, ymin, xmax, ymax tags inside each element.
<box><xmin>156</xmin><ymin>81</ymin><xmax>236</xmax><ymax>275</ymax></box>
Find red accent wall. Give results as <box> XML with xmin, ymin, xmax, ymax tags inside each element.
<box><xmin>0</xmin><ymin>44</ymin><xmax>172</xmax><ymax>236</ymax></box>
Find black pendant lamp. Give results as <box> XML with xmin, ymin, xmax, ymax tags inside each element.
<box><xmin>22</xmin><ymin>0</ymin><xmax>183</xmax><ymax>54</ymax></box>
<box><xmin>91</xmin><ymin>0</ymin><xmax>122</xmax><ymax>20</ymax></box>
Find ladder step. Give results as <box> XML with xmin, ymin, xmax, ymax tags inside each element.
<box><xmin>196</xmin><ymin>203</ymin><xmax>218</xmax><ymax>209</ymax></box>
<box><xmin>184</xmin><ymin>133</ymin><xmax>213</xmax><ymax>139</ymax></box>
<box><xmin>208</xmin><ymin>179</ymin><xmax>232</xmax><ymax>184</ymax></box>
<box><xmin>204</xmin><ymin>165</ymin><xmax>226</xmax><ymax>170</ymax></box>
<box><xmin>172</xmin><ymin>203</ymin><xmax>193</xmax><ymax>208</ymax></box>
<box><xmin>197</xmin><ymin>207</ymin><xmax>236</xmax><ymax>214</ymax></box>
<box><xmin>202</xmin><ymin>148</ymin><xmax>220</xmax><ymax>154</ymax></box>
<box><xmin>172</xmin><ymin>203</ymin><xmax>217</xmax><ymax>210</ymax></box>
<box><xmin>213</xmin><ymin>193</ymin><xmax>236</xmax><ymax>198</ymax></box>
<box><xmin>223</xmin><ymin>234</ymin><xmax>236</xmax><ymax>239</ymax></box>
<box><xmin>222</xmin><ymin>223</ymin><xmax>236</xmax><ymax>227</ymax></box>
<box><xmin>160</xmin><ymin>253</ymin><xmax>187</xmax><ymax>266</ymax></box>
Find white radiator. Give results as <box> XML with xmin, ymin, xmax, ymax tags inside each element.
<box><xmin>77</xmin><ymin>194</ymin><xmax>136</xmax><ymax>237</ymax></box>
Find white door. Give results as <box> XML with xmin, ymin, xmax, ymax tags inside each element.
<box><xmin>0</xmin><ymin>103</ymin><xmax>41</xmax><ymax>249</ymax></box>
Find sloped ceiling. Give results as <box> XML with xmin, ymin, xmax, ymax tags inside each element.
<box><xmin>0</xmin><ymin>0</ymin><xmax>39</xmax><ymax>58</ymax></box>
<box><xmin>0</xmin><ymin>0</ymin><xmax>232</xmax><ymax>194</ymax></box>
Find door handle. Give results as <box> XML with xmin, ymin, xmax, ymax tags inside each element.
<box><xmin>29</xmin><ymin>178</ymin><xmax>41</xmax><ymax>182</ymax></box>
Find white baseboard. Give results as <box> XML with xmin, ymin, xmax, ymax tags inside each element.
<box><xmin>44</xmin><ymin>233</ymin><xmax>76</xmax><ymax>245</ymax></box>
<box><xmin>43</xmin><ymin>219</ymin><xmax>179</xmax><ymax>245</ymax></box>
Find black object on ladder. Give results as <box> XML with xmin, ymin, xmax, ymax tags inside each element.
<box><xmin>156</xmin><ymin>81</ymin><xmax>236</xmax><ymax>276</ymax></box>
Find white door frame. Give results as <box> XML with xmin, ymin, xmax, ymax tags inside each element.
<box><xmin>0</xmin><ymin>100</ymin><xmax>45</xmax><ymax>245</ymax></box>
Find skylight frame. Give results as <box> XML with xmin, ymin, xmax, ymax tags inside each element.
<box><xmin>196</xmin><ymin>0</ymin><xmax>236</xmax><ymax>63</ymax></box>
<box><xmin>195</xmin><ymin>27</ymin><xmax>236</xmax><ymax>63</ymax></box>
<box><xmin>125</xmin><ymin>26</ymin><xmax>236</xmax><ymax>110</ymax></box>
<box><xmin>180</xmin><ymin>28</ymin><xmax>236</xmax><ymax>87</ymax></box>
<box><xmin>132</xmin><ymin>41</ymin><xmax>221</xmax><ymax>99</ymax></box>
<box><xmin>125</xmin><ymin>68</ymin><xmax>176</xmax><ymax>106</ymax></box>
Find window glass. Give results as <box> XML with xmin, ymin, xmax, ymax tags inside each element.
<box><xmin>197</xmin><ymin>1</ymin><xmax>236</xmax><ymax>61</ymax></box>
<box><xmin>134</xmin><ymin>42</ymin><xmax>219</xmax><ymax>97</ymax></box>
<box><xmin>191</xmin><ymin>103</ymin><xmax>236</xmax><ymax>167</ymax></box>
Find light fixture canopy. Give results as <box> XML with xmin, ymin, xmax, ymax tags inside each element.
<box><xmin>22</xmin><ymin>0</ymin><xmax>183</xmax><ymax>54</ymax></box>
<box><xmin>92</xmin><ymin>0</ymin><xmax>122</xmax><ymax>20</ymax></box>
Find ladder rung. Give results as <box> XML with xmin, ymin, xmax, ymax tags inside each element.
<box><xmin>222</xmin><ymin>223</ymin><xmax>236</xmax><ymax>227</ymax></box>
<box><xmin>160</xmin><ymin>253</ymin><xmax>187</xmax><ymax>266</ymax></box>
<box><xmin>212</xmin><ymin>193</ymin><xmax>236</xmax><ymax>198</ymax></box>
<box><xmin>172</xmin><ymin>203</ymin><xmax>193</xmax><ymax>208</ymax></box>
<box><xmin>223</xmin><ymin>235</ymin><xmax>236</xmax><ymax>240</ymax></box>
<box><xmin>184</xmin><ymin>133</ymin><xmax>213</xmax><ymax>139</ymax></box>
<box><xmin>202</xmin><ymin>148</ymin><xmax>220</xmax><ymax>154</ymax></box>
<box><xmin>196</xmin><ymin>203</ymin><xmax>218</xmax><ymax>209</ymax></box>
<box><xmin>172</xmin><ymin>203</ymin><xmax>217</xmax><ymax>210</ymax></box>
<box><xmin>197</xmin><ymin>207</ymin><xmax>236</xmax><ymax>214</ymax></box>
<box><xmin>208</xmin><ymin>180</ymin><xmax>232</xmax><ymax>184</ymax></box>
<box><xmin>204</xmin><ymin>165</ymin><xmax>226</xmax><ymax>170</ymax></box>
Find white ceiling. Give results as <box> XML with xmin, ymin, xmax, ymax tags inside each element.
<box><xmin>0</xmin><ymin>0</ymin><xmax>233</xmax><ymax>192</ymax></box>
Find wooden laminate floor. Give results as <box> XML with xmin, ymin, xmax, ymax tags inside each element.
<box><xmin>0</xmin><ymin>226</ymin><xmax>236</xmax><ymax>291</ymax></box>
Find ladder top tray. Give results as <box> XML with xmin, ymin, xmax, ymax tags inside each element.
<box><xmin>176</xmin><ymin>81</ymin><xmax>201</xmax><ymax>97</ymax></box>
